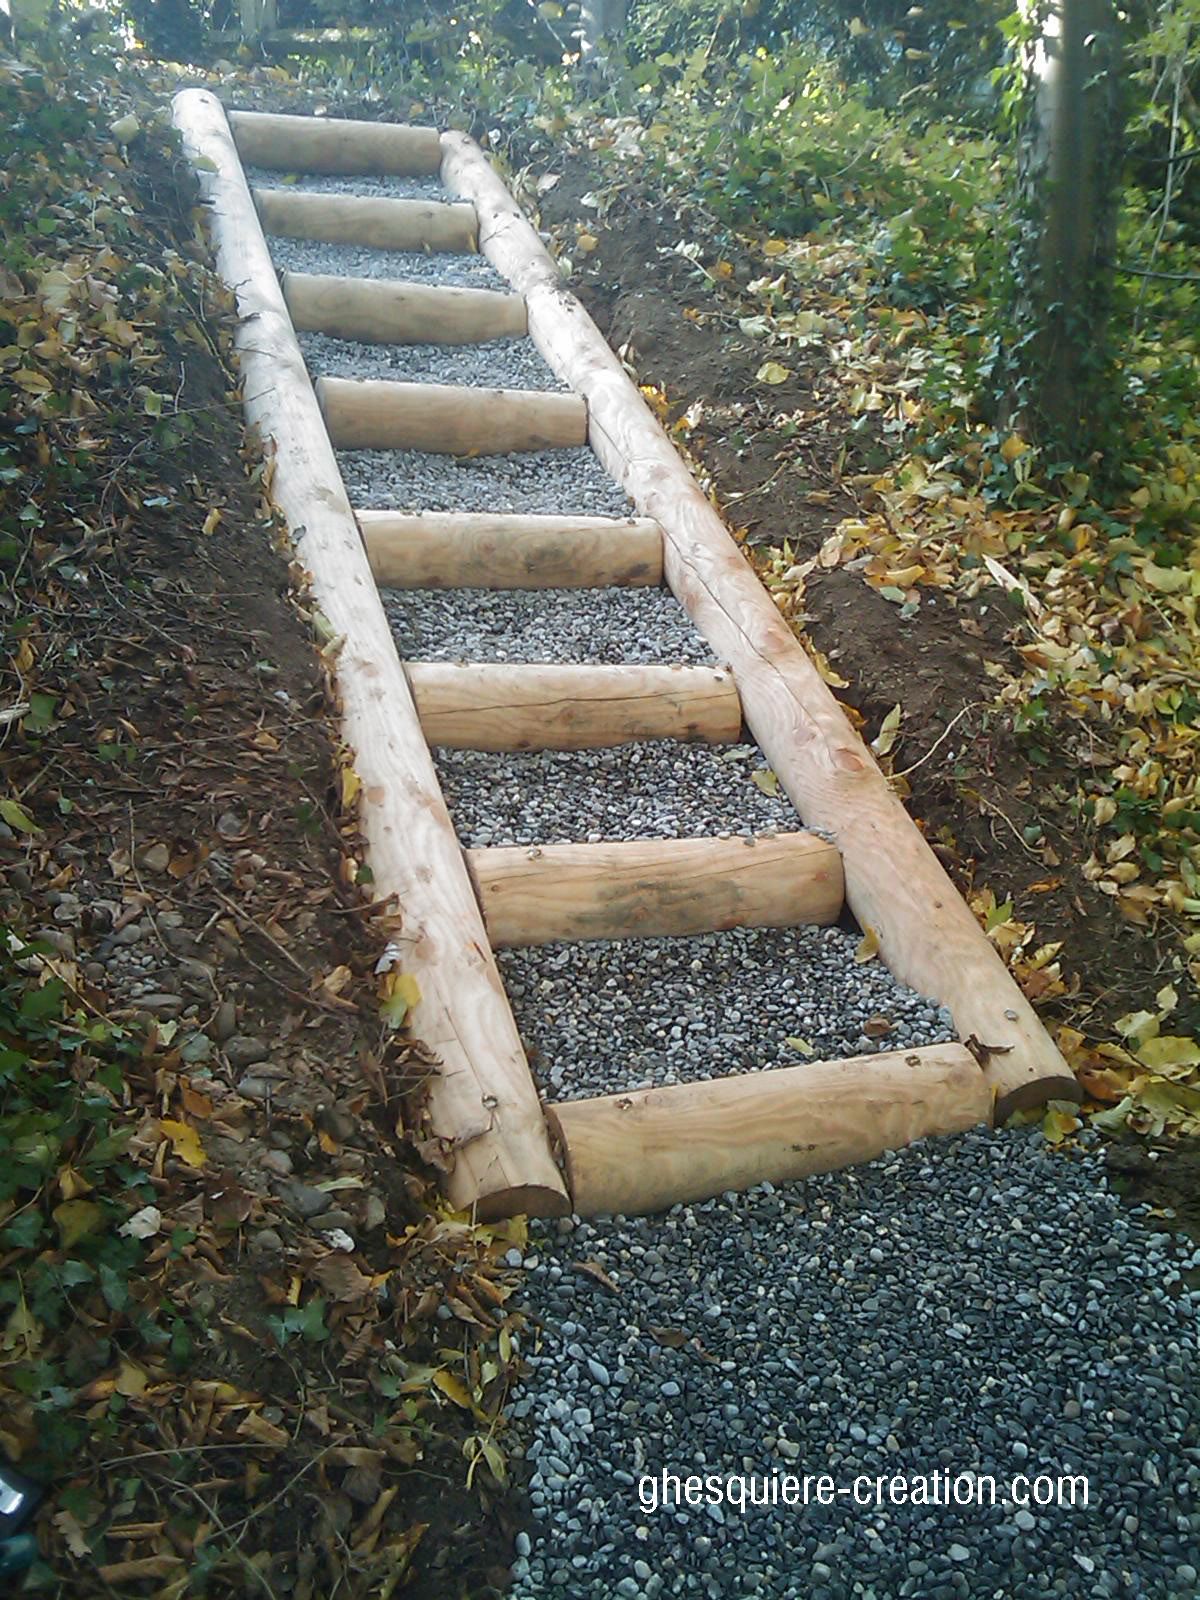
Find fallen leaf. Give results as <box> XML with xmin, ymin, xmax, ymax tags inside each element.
<box><xmin>871</xmin><ymin>704</ymin><xmax>903</xmax><ymax>757</ymax></box>
<box><xmin>854</xmin><ymin>927</ymin><xmax>880</xmax><ymax>964</ymax></box>
<box><xmin>53</xmin><ymin>1199</ymin><xmax>105</xmax><ymax>1248</ymax></box>
<box><xmin>755</xmin><ymin>360</ymin><xmax>791</xmax><ymax>385</ymax></box>
<box><xmin>158</xmin><ymin>1118</ymin><xmax>207</xmax><ymax>1169</ymax></box>
<box><xmin>751</xmin><ymin>767</ymin><xmax>780</xmax><ymax>797</ymax></box>
<box><xmin>572</xmin><ymin>1259</ymin><xmax>619</xmax><ymax>1293</ymax></box>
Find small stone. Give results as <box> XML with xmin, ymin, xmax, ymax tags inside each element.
<box><xmin>249</xmin><ymin>1227</ymin><xmax>284</xmax><ymax>1257</ymax></box>
<box><xmin>261</xmin><ymin>1150</ymin><xmax>293</xmax><ymax>1177</ymax></box>
<box><xmin>138</xmin><ymin>992</ymin><xmax>184</xmax><ymax>1017</ymax></box>
<box><xmin>1014</xmin><ymin>1510</ymin><xmax>1036</xmax><ymax>1533</ymax></box>
<box><xmin>237</xmin><ymin>1075</ymin><xmax>271</xmax><ymax>1102</ymax></box>
<box><xmin>280</xmin><ymin>1183</ymin><xmax>331</xmax><ymax>1219</ymax></box>
<box><xmin>225</xmin><ymin>1035</ymin><xmax>270</xmax><ymax>1069</ymax></box>
<box><xmin>586</xmin><ymin>1358</ymin><xmax>610</xmax><ymax>1387</ymax></box>
<box><xmin>515</xmin><ymin>1531</ymin><xmax>531</xmax><ymax>1558</ymax></box>
<box><xmin>212</xmin><ymin>999</ymin><xmax>238</xmax><ymax>1042</ymax></box>
<box><xmin>948</xmin><ymin>1545</ymin><xmax>970</xmax><ymax>1563</ymax></box>
<box><xmin>363</xmin><ymin>1194</ymin><xmax>386</xmax><ymax>1231</ymax></box>
<box><xmin>140</xmin><ymin>842</ymin><xmax>171</xmax><ymax>873</ymax></box>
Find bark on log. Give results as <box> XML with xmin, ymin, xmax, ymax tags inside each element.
<box><xmin>441</xmin><ymin>130</ymin><xmax>1078</xmax><ymax>1118</ymax></box>
<box><xmin>548</xmin><ymin>1044</ymin><xmax>992</xmax><ymax>1216</ymax></box>
<box><xmin>283</xmin><ymin>272</ymin><xmax>528</xmax><ymax>344</ymax></box>
<box><xmin>253</xmin><ymin>188</ymin><xmax>477</xmax><ymax>253</ymax></box>
<box><xmin>229</xmin><ymin>109</ymin><xmax>442</xmax><ymax>175</ymax></box>
<box><xmin>468</xmin><ymin>831</ymin><xmax>843</xmax><ymax>945</ymax></box>
<box><xmin>173</xmin><ymin>89</ymin><xmax>567</xmax><ymax>1220</ymax></box>
<box><xmin>404</xmin><ymin>661</ymin><xmax>741</xmax><ymax>750</ymax></box>
<box><xmin>358</xmin><ymin>509</ymin><xmax>662</xmax><ymax>589</ymax></box>
<box><xmin>318</xmin><ymin>377</ymin><xmax>588</xmax><ymax>454</ymax></box>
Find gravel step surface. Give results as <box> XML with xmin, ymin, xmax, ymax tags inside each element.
<box><xmin>339</xmin><ymin>445</ymin><xmax>632</xmax><ymax>516</ymax></box>
<box><xmin>298</xmin><ymin>328</ymin><xmax>565</xmax><ymax>391</ymax></box>
<box><xmin>509</xmin><ymin>1129</ymin><xmax>1200</xmax><ymax>1599</ymax></box>
<box><xmin>502</xmin><ymin>924</ymin><xmax>954</xmax><ymax>1099</ymax></box>
<box><xmin>434</xmin><ymin>743</ymin><xmax>801</xmax><ymax>847</ymax></box>
<box><xmin>244</xmin><ymin>167</ymin><xmax>448</xmax><ymax>203</ymax></box>
<box><xmin>268</xmin><ymin>233</ymin><xmax>511</xmax><ymax>290</ymax></box>
<box><xmin>382</xmin><ymin>586</ymin><xmax>713</xmax><ymax>665</ymax></box>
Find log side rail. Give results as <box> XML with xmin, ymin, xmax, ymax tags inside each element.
<box><xmin>405</xmin><ymin>661</ymin><xmax>741</xmax><ymax>750</ymax></box>
<box><xmin>469</xmin><ymin>831</ymin><xmax>844</xmax><ymax>946</ymax></box>
<box><xmin>253</xmin><ymin>188</ymin><xmax>479</xmax><ymax>254</ymax></box>
<box><xmin>548</xmin><ymin>1043</ymin><xmax>992</xmax><ymax>1217</ymax></box>
<box><xmin>173</xmin><ymin>89</ymin><xmax>568</xmax><ymax>1220</ymax></box>
<box><xmin>359</xmin><ymin>510</ymin><xmax>663</xmax><ymax>589</ymax></box>
<box><xmin>441</xmin><ymin>131</ymin><xmax>1078</xmax><ymax>1120</ymax></box>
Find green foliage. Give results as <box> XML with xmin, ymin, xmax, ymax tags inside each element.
<box><xmin>0</xmin><ymin>932</ymin><xmax>159</xmax><ymax>1469</ymax></box>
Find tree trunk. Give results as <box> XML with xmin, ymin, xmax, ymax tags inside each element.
<box><xmin>1010</xmin><ymin>0</ymin><xmax>1126</xmax><ymax>455</ymax></box>
<box><xmin>240</xmin><ymin>0</ymin><xmax>277</xmax><ymax>43</ymax></box>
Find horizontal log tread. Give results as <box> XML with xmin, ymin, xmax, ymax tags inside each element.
<box><xmin>319</xmin><ymin>376</ymin><xmax>587</xmax><ymax>455</ymax></box>
<box><xmin>229</xmin><ymin>109</ymin><xmax>442</xmax><ymax>174</ymax></box>
<box><xmin>404</xmin><ymin>661</ymin><xmax>742</xmax><ymax>750</ymax></box>
<box><xmin>283</xmin><ymin>272</ymin><xmax>529</xmax><ymax>345</ymax></box>
<box><xmin>358</xmin><ymin>509</ymin><xmax>663</xmax><ymax>589</ymax></box>
<box><xmin>253</xmin><ymin>188</ymin><xmax>478</xmax><ymax>253</ymax></box>
<box><xmin>549</xmin><ymin>1044</ymin><xmax>992</xmax><ymax>1216</ymax></box>
<box><xmin>468</xmin><ymin>831</ymin><xmax>843</xmax><ymax>947</ymax></box>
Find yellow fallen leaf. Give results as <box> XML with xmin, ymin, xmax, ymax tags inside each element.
<box><xmin>202</xmin><ymin>507</ymin><xmax>221</xmax><ymax>536</ymax></box>
<box><xmin>1142</xmin><ymin>562</ymin><xmax>1190</xmax><ymax>593</ymax></box>
<box><xmin>763</xmin><ymin>238</ymin><xmax>789</xmax><ymax>257</ymax></box>
<box><xmin>53</xmin><ymin>1199</ymin><xmax>105</xmax><ymax>1248</ymax></box>
<box><xmin>576</xmin><ymin>232</ymin><xmax>598</xmax><ymax>254</ymax></box>
<box><xmin>751</xmin><ymin>768</ymin><xmax>780</xmax><ymax>798</ymax></box>
<box><xmin>340</xmin><ymin>766</ymin><xmax>361</xmax><ymax>808</ymax></box>
<box><xmin>432</xmin><ymin>1369</ymin><xmax>473</xmax><ymax>1410</ymax></box>
<box><xmin>159</xmin><ymin>1118</ymin><xmax>206</xmax><ymax>1169</ymax></box>
<box><xmin>115</xmin><ymin>1358</ymin><xmax>148</xmax><ymax>1398</ymax></box>
<box><xmin>871</xmin><ymin>704</ymin><xmax>902</xmax><ymax>758</ymax></box>
<box><xmin>1136</xmin><ymin>1035</ymin><xmax>1200</xmax><ymax>1071</ymax></box>
<box><xmin>855</xmin><ymin>927</ymin><xmax>880</xmax><ymax>964</ymax></box>
<box><xmin>755</xmin><ymin>360</ymin><xmax>791</xmax><ymax>386</ymax></box>
<box><xmin>999</xmin><ymin>433</ymin><xmax>1029</xmax><ymax>463</ymax></box>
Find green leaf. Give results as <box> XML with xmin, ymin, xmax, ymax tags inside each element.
<box><xmin>0</xmin><ymin>798</ymin><xmax>41</xmax><ymax>834</ymax></box>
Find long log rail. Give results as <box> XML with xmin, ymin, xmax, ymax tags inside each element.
<box><xmin>173</xmin><ymin>93</ymin><xmax>1077</xmax><ymax>1218</ymax></box>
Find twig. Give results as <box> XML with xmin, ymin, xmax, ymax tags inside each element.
<box><xmin>210</xmin><ymin>886</ymin><xmax>309</xmax><ymax>979</ymax></box>
<box><xmin>893</xmin><ymin>701</ymin><xmax>989</xmax><ymax>780</ymax></box>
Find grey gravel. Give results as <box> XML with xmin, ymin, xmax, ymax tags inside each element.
<box><xmin>382</xmin><ymin>586</ymin><xmax>713</xmax><ymax>665</ymax></box>
<box><xmin>501</xmin><ymin>924</ymin><xmax>953</xmax><ymax>1098</ymax></box>
<box><xmin>298</xmin><ymin>327</ymin><xmax>565</xmax><ymax>391</ymax></box>
<box><xmin>337</xmin><ymin>445</ymin><xmax>631</xmax><ymax>516</ymax></box>
<box><xmin>268</xmin><ymin>233</ymin><xmax>510</xmax><ymax>290</ymax></box>
<box><xmin>434</xmin><ymin>743</ymin><xmax>800</xmax><ymax>847</ymax></box>
<box><xmin>244</xmin><ymin>167</ymin><xmax>448</xmax><ymax>203</ymax></box>
<box><xmin>510</xmin><ymin>1129</ymin><xmax>1200</xmax><ymax>1599</ymax></box>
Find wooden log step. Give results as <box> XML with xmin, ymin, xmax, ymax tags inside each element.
<box><xmin>253</xmin><ymin>188</ymin><xmax>478</xmax><ymax>254</ymax></box>
<box><xmin>358</xmin><ymin>510</ymin><xmax>662</xmax><ymax>589</ymax></box>
<box><xmin>173</xmin><ymin>89</ymin><xmax>568</xmax><ymax>1221</ymax></box>
<box><xmin>283</xmin><ymin>272</ymin><xmax>528</xmax><ymax>345</ymax></box>
<box><xmin>229</xmin><ymin>109</ymin><xmax>442</xmax><ymax>175</ymax></box>
<box><xmin>318</xmin><ymin>377</ymin><xmax>587</xmax><ymax>454</ymax></box>
<box><xmin>404</xmin><ymin>661</ymin><xmax>741</xmax><ymax>750</ymax></box>
<box><xmin>548</xmin><ymin>1043</ymin><xmax>992</xmax><ymax>1216</ymax></box>
<box><xmin>468</xmin><ymin>832</ymin><xmax>843</xmax><ymax>946</ymax></box>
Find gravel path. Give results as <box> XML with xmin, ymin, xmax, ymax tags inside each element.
<box><xmin>433</xmin><ymin>743</ymin><xmax>800</xmax><ymax>846</ymax></box>
<box><xmin>502</xmin><ymin>924</ymin><xmax>954</xmax><ymax>1099</ymax></box>
<box><xmin>510</xmin><ymin>1130</ymin><xmax>1200</xmax><ymax>1600</ymax></box>
<box><xmin>270</xmin><ymin>232</ymin><xmax>510</xmax><ymax>288</ymax></box>
<box><xmin>382</xmin><ymin>586</ymin><xmax>713</xmax><ymax>664</ymax></box>
<box><xmin>298</xmin><ymin>327</ymin><xmax>566</xmax><ymax>390</ymax></box>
